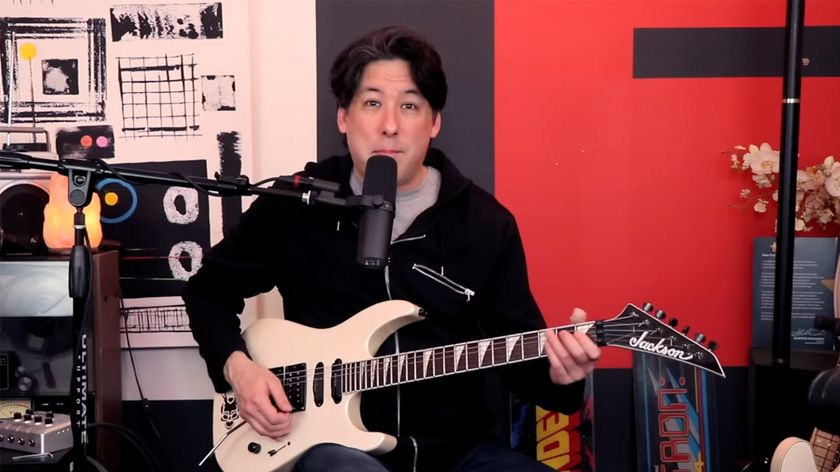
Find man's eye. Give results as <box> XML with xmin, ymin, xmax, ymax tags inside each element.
<box><xmin>364</xmin><ymin>100</ymin><xmax>381</xmax><ymax>108</ymax></box>
<box><xmin>402</xmin><ymin>103</ymin><xmax>418</xmax><ymax>110</ymax></box>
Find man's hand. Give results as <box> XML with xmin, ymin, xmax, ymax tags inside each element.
<box><xmin>545</xmin><ymin>308</ymin><xmax>602</xmax><ymax>385</ymax></box>
<box><xmin>224</xmin><ymin>351</ymin><xmax>293</xmax><ymax>439</ymax></box>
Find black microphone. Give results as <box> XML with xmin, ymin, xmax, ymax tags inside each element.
<box><xmin>357</xmin><ymin>155</ymin><xmax>397</xmax><ymax>268</ymax></box>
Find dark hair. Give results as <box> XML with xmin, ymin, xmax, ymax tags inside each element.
<box><xmin>330</xmin><ymin>26</ymin><xmax>447</xmax><ymax>113</ymax></box>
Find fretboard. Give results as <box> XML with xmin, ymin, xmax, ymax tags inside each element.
<box><xmin>338</xmin><ymin>323</ymin><xmax>596</xmax><ymax>393</ymax></box>
<box><xmin>811</xmin><ymin>428</ymin><xmax>840</xmax><ymax>472</ymax></box>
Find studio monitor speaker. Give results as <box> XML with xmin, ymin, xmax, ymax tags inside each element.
<box><xmin>0</xmin><ymin>170</ymin><xmax>51</xmax><ymax>256</ymax></box>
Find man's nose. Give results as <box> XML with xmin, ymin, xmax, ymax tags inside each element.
<box><xmin>381</xmin><ymin>106</ymin><xmax>398</xmax><ymax>136</ymax></box>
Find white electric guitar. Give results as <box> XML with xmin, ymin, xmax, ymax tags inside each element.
<box><xmin>770</xmin><ymin>431</ymin><xmax>840</xmax><ymax>472</ymax></box>
<box><xmin>204</xmin><ymin>300</ymin><xmax>725</xmax><ymax>472</ymax></box>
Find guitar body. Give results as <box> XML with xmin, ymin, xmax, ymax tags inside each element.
<box><xmin>770</xmin><ymin>437</ymin><xmax>818</xmax><ymax>472</ymax></box>
<box><xmin>211</xmin><ymin>300</ymin><xmax>424</xmax><ymax>472</ymax></box>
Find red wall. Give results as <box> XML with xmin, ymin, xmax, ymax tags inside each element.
<box><xmin>496</xmin><ymin>0</ymin><xmax>840</xmax><ymax>368</ymax></box>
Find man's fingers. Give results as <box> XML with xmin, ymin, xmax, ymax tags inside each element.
<box><xmin>570</xmin><ymin>307</ymin><xmax>587</xmax><ymax>324</ymax></box>
<box><xmin>268</xmin><ymin>380</ymin><xmax>293</xmax><ymax>413</ymax></box>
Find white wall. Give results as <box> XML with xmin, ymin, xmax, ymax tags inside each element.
<box><xmin>120</xmin><ymin>0</ymin><xmax>319</xmax><ymax>400</ymax></box>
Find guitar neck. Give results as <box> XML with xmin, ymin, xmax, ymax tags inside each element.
<box><xmin>810</xmin><ymin>428</ymin><xmax>840</xmax><ymax>472</ymax></box>
<box><xmin>338</xmin><ymin>323</ymin><xmax>597</xmax><ymax>393</ymax></box>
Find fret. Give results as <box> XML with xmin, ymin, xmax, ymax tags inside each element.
<box><xmin>398</xmin><ymin>354</ymin><xmax>407</xmax><ymax>383</ymax></box>
<box><xmin>390</xmin><ymin>354</ymin><xmax>399</xmax><ymax>386</ymax></box>
<box><xmin>466</xmin><ymin>342</ymin><xmax>479</xmax><ymax>370</ymax></box>
<box><xmin>455</xmin><ymin>344</ymin><xmax>466</xmax><ymax>372</ymax></box>
<box><xmin>422</xmin><ymin>350</ymin><xmax>432</xmax><ymax>378</ymax></box>
<box><xmin>433</xmin><ymin>347</ymin><xmax>444</xmax><ymax>376</ymax></box>
<box><xmin>366</xmin><ymin>359</ymin><xmax>373</xmax><ymax>389</ymax></box>
<box><xmin>382</xmin><ymin>356</ymin><xmax>393</xmax><ymax>385</ymax></box>
<box><xmin>444</xmin><ymin>346</ymin><xmax>455</xmax><ymax>374</ymax></box>
<box><xmin>810</xmin><ymin>428</ymin><xmax>840</xmax><ymax>472</ymax></box>
<box><xmin>374</xmin><ymin>358</ymin><xmax>382</xmax><ymax>388</ymax></box>
<box><xmin>507</xmin><ymin>335</ymin><xmax>523</xmax><ymax>362</ymax></box>
<box><xmin>346</xmin><ymin>363</ymin><xmax>352</xmax><ymax>391</ymax></box>
<box><xmin>478</xmin><ymin>340</ymin><xmax>492</xmax><ymax>367</ymax></box>
<box><xmin>523</xmin><ymin>332</ymin><xmax>540</xmax><ymax>359</ymax></box>
<box><xmin>345</xmin><ymin>363</ymin><xmax>351</xmax><ymax>393</ymax></box>
<box><xmin>539</xmin><ymin>331</ymin><xmax>548</xmax><ymax>356</ymax></box>
<box><xmin>406</xmin><ymin>352</ymin><xmax>416</xmax><ymax>382</ymax></box>
<box><xmin>492</xmin><ymin>337</ymin><xmax>507</xmax><ymax>366</ymax></box>
<box><xmin>414</xmin><ymin>351</ymin><xmax>424</xmax><ymax>380</ymax></box>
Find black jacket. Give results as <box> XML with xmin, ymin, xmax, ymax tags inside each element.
<box><xmin>183</xmin><ymin>149</ymin><xmax>584</xmax><ymax>469</ymax></box>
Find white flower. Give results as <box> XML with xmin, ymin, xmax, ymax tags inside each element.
<box><xmin>745</xmin><ymin>143</ymin><xmax>780</xmax><ymax>175</ymax></box>
<box><xmin>752</xmin><ymin>173</ymin><xmax>773</xmax><ymax>189</ymax></box>
<box><xmin>797</xmin><ymin>169</ymin><xmax>818</xmax><ymax>191</ymax></box>
<box><xmin>817</xmin><ymin>208</ymin><xmax>834</xmax><ymax>224</ymax></box>
<box><xmin>728</xmin><ymin>143</ymin><xmax>840</xmax><ymax>232</ymax></box>
<box><xmin>825</xmin><ymin>162</ymin><xmax>840</xmax><ymax>197</ymax></box>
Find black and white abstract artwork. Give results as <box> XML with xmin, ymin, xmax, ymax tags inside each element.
<box><xmin>110</xmin><ymin>3</ymin><xmax>223</xmax><ymax>41</ymax></box>
<box><xmin>0</xmin><ymin>17</ymin><xmax>106</xmax><ymax>123</ymax></box>
<box><xmin>117</xmin><ymin>54</ymin><xmax>200</xmax><ymax>138</ymax></box>
<box><xmin>41</xmin><ymin>58</ymin><xmax>78</xmax><ymax>95</ymax></box>
<box><xmin>201</xmin><ymin>74</ymin><xmax>235</xmax><ymax>111</ymax></box>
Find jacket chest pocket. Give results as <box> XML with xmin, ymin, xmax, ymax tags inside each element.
<box><xmin>411</xmin><ymin>263</ymin><xmax>476</xmax><ymax>303</ymax></box>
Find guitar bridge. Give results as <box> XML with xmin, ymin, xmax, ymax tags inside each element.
<box><xmin>270</xmin><ymin>363</ymin><xmax>307</xmax><ymax>412</ymax></box>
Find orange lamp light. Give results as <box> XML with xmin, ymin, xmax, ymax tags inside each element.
<box><xmin>42</xmin><ymin>173</ymin><xmax>103</xmax><ymax>249</ymax></box>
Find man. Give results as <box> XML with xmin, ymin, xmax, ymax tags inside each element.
<box><xmin>183</xmin><ymin>26</ymin><xmax>600</xmax><ymax>472</ymax></box>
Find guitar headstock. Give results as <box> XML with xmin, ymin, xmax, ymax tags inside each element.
<box><xmin>598</xmin><ymin>303</ymin><xmax>725</xmax><ymax>378</ymax></box>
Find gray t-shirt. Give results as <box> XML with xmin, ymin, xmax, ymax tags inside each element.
<box><xmin>350</xmin><ymin>165</ymin><xmax>441</xmax><ymax>241</ymax></box>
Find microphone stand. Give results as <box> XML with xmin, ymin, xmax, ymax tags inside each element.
<box><xmin>0</xmin><ymin>150</ymin><xmax>387</xmax><ymax>470</ymax></box>
<box><xmin>771</xmin><ymin>0</ymin><xmax>805</xmax><ymax>368</ymax></box>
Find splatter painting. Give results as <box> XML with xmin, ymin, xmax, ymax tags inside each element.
<box><xmin>110</xmin><ymin>3</ymin><xmax>223</xmax><ymax>42</ymax></box>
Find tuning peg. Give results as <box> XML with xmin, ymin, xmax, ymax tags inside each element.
<box><xmin>708</xmin><ymin>341</ymin><xmax>719</xmax><ymax>352</ymax></box>
<box><xmin>642</xmin><ymin>302</ymin><xmax>654</xmax><ymax>312</ymax></box>
<box><xmin>655</xmin><ymin>310</ymin><xmax>666</xmax><ymax>320</ymax></box>
<box><xmin>668</xmin><ymin>318</ymin><xmax>679</xmax><ymax>328</ymax></box>
<box><xmin>681</xmin><ymin>326</ymin><xmax>691</xmax><ymax>335</ymax></box>
<box><xmin>695</xmin><ymin>333</ymin><xmax>706</xmax><ymax>343</ymax></box>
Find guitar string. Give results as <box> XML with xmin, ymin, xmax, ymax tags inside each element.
<box><xmin>273</xmin><ymin>328</ymin><xmax>621</xmax><ymax>389</ymax></box>
<box><xmin>274</xmin><ymin>327</ymin><xmax>695</xmax><ymax>388</ymax></box>
<box><xmin>335</xmin><ymin>332</ymin><xmax>697</xmax><ymax>393</ymax></box>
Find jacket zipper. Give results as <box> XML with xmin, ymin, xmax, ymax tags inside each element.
<box><xmin>411</xmin><ymin>264</ymin><xmax>476</xmax><ymax>302</ymax></box>
<box><xmin>385</xmin><ymin>259</ymin><xmax>403</xmax><ymax>439</ymax></box>
<box><xmin>386</xmin><ymin>234</ymin><xmax>426</xmax><ymax>439</ymax></box>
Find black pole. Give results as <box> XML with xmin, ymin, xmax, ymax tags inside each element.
<box><xmin>68</xmin><ymin>168</ymin><xmax>94</xmax><ymax>470</ymax></box>
<box><xmin>771</xmin><ymin>0</ymin><xmax>806</xmax><ymax>367</ymax></box>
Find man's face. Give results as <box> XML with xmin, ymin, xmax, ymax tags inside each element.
<box><xmin>338</xmin><ymin>59</ymin><xmax>441</xmax><ymax>192</ymax></box>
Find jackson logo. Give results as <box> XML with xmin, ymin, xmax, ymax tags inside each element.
<box><xmin>628</xmin><ymin>331</ymin><xmax>694</xmax><ymax>360</ymax></box>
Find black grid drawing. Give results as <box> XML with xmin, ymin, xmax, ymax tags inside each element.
<box><xmin>121</xmin><ymin>304</ymin><xmax>190</xmax><ymax>333</ymax></box>
<box><xmin>117</xmin><ymin>54</ymin><xmax>199</xmax><ymax>138</ymax></box>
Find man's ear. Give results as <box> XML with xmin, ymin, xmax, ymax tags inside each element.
<box><xmin>431</xmin><ymin>111</ymin><xmax>442</xmax><ymax>139</ymax></box>
<box><xmin>337</xmin><ymin>107</ymin><xmax>348</xmax><ymax>133</ymax></box>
